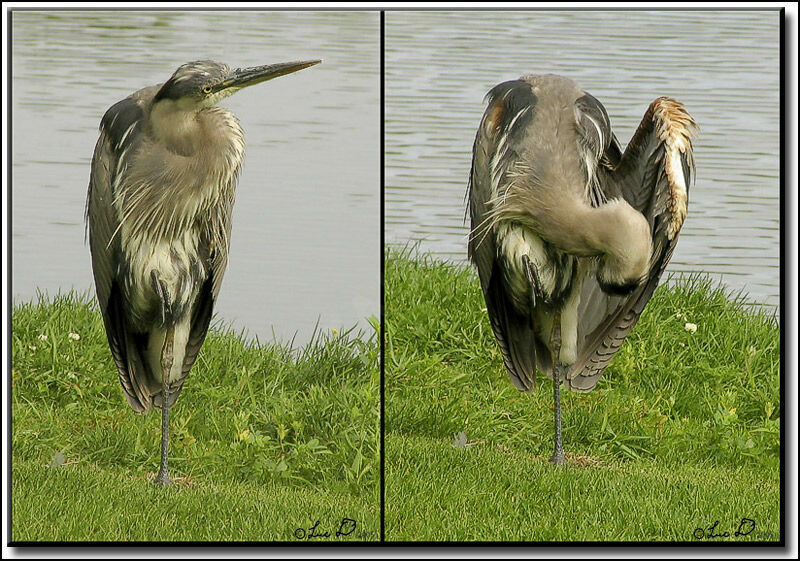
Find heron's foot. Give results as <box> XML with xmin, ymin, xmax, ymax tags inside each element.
<box><xmin>549</xmin><ymin>448</ymin><xmax>566</xmax><ymax>466</ymax></box>
<box><xmin>522</xmin><ymin>254</ymin><xmax>541</xmax><ymax>308</ymax></box>
<box><xmin>161</xmin><ymin>328</ymin><xmax>175</xmax><ymax>376</ymax></box>
<box><xmin>150</xmin><ymin>269</ymin><xmax>171</xmax><ymax>326</ymax></box>
<box><xmin>154</xmin><ymin>469</ymin><xmax>172</xmax><ymax>486</ymax></box>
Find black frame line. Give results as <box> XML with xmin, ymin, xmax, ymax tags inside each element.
<box><xmin>4</xmin><ymin>4</ymin><xmax>790</xmax><ymax>551</ymax></box>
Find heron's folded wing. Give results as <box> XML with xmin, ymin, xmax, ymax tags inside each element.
<box><xmin>468</xmin><ymin>80</ymin><xmax>540</xmax><ymax>391</ymax></box>
<box><xmin>86</xmin><ymin>103</ymin><xmax>153</xmax><ymax>412</ymax></box>
<box><xmin>565</xmin><ymin>97</ymin><xmax>698</xmax><ymax>392</ymax></box>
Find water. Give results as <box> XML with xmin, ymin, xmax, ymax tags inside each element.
<box><xmin>386</xmin><ymin>10</ymin><xmax>781</xmax><ymax>311</ymax></box>
<box><xmin>8</xmin><ymin>9</ymin><xmax>784</xmax><ymax>341</ymax></box>
<box><xmin>11</xmin><ymin>11</ymin><xmax>380</xmax><ymax>344</ymax></box>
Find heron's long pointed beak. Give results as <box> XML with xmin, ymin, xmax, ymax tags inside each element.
<box><xmin>221</xmin><ymin>60</ymin><xmax>321</xmax><ymax>91</ymax></box>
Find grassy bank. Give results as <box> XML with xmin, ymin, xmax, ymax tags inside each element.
<box><xmin>11</xmin><ymin>293</ymin><xmax>379</xmax><ymax>542</ymax></box>
<box><xmin>385</xmin><ymin>249</ymin><xmax>780</xmax><ymax>542</ymax></box>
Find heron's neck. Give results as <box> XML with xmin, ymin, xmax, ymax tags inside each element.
<box><xmin>149</xmin><ymin>99</ymin><xmax>206</xmax><ymax>156</ymax></box>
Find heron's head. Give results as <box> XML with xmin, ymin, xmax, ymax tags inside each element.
<box><xmin>153</xmin><ymin>59</ymin><xmax>321</xmax><ymax>110</ymax></box>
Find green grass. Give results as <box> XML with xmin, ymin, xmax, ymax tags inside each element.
<box><xmin>11</xmin><ymin>292</ymin><xmax>379</xmax><ymax>542</ymax></box>
<box><xmin>385</xmin><ymin>248</ymin><xmax>781</xmax><ymax>542</ymax></box>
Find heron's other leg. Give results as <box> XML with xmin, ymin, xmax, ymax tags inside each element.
<box><xmin>549</xmin><ymin>313</ymin><xmax>566</xmax><ymax>466</ymax></box>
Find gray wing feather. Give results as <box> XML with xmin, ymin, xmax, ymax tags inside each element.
<box><xmin>574</xmin><ymin>92</ymin><xmax>613</xmax><ymax>162</ymax></box>
<box><xmin>468</xmin><ymin>80</ymin><xmax>539</xmax><ymax>391</ymax></box>
<box><xmin>87</xmin><ymin>99</ymin><xmax>154</xmax><ymax>412</ymax></box>
<box><xmin>565</xmin><ymin>97</ymin><xmax>698</xmax><ymax>392</ymax></box>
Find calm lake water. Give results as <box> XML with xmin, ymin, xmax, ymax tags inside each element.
<box><xmin>386</xmin><ymin>10</ymin><xmax>781</xmax><ymax>311</ymax></box>
<box><xmin>11</xmin><ymin>10</ymin><xmax>380</xmax><ymax>344</ymax></box>
<box><xmin>8</xmin><ymin>9</ymin><xmax>784</xmax><ymax>344</ymax></box>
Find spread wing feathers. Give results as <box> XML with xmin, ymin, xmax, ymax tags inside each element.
<box><xmin>468</xmin><ymin>80</ymin><xmax>539</xmax><ymax>391</ymax></box>
<box><xmin>564</xmin><ymin>97</ymin><xmax>698</xmax><ymax>392</ymax></box>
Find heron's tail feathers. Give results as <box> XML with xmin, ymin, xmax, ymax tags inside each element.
<box><xmin>483</xmin><ymin>261</ymin><xmax>538</xmax><ymax>392</ymax></box>
<box><xmin>103</xmin><ymin>283</ymin><xmax>156</xmax><ymax>413</ymax></box>
<box><xmin>122</xmin><ymin>334</ymin><xmax>157</xmax><ymax>413</ymax></box>
<box><xmin>117</xmin><ymin>326</ymin><xmax>189</xmax><ymax>413</ymax></box>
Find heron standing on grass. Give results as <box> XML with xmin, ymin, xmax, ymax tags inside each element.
<box><xmin>467</xmin><ymin>74</ymin><xmax>697</xmax><ymax>464</ymax></box>
<box><xmin>86</xmin><ymin>59</ymin><xmax>321</xmax><ymax>485</ymax></box>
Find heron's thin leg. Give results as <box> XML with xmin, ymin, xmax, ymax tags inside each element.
<box><xmin>154</xmin><ymin>326</ymin><xmax>174</xmax><ymax>486</ymax></box>
<box><xmin>549</xmin><ymin>314</ymin><xmax>566</xmax><ymax>466</ymax></box>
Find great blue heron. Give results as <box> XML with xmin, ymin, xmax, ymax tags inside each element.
<box><xmin>467</xmin><ymin>74</ymin><xmax>697</xmax><ymax>465</ymax></box>
<box><xmin>86</xmin><ymin>59</ymin><xmax>321</xmax><ymax>485</ymax></box>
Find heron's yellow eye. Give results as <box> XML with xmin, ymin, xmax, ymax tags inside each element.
<box><xmin>203</xmin><ymin>86</ymin><xmax>212</xmax><ymax>94</ymax></box>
